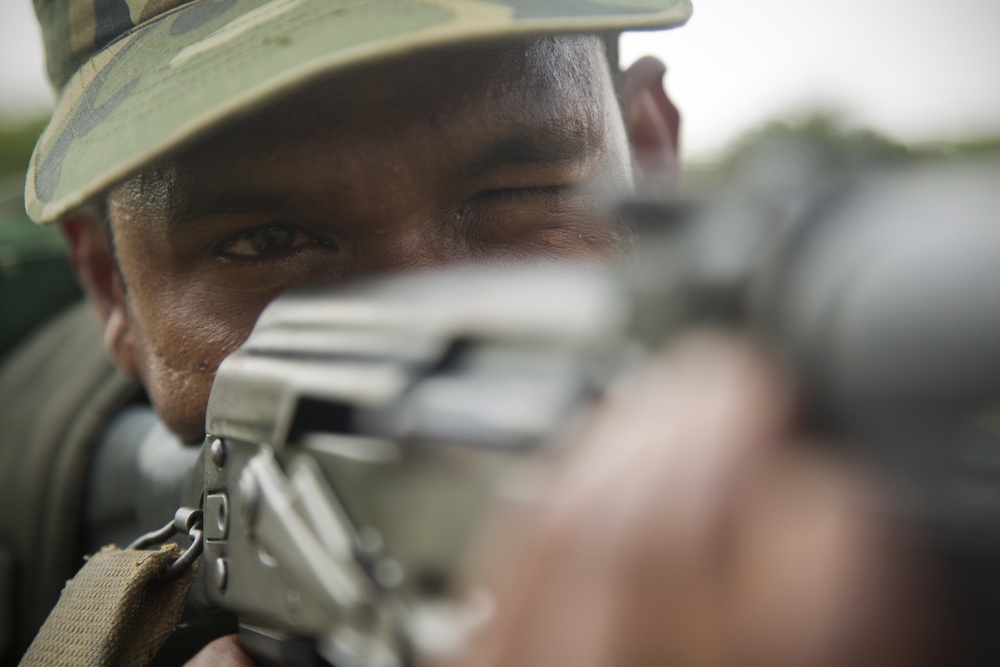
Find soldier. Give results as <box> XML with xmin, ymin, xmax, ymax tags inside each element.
<box><xmin>1</xmin><ymin>1</ymin><xmax>952</xmax><ymax>665</ymax></box>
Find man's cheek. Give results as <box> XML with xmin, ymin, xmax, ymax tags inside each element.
<box><xmin>533</xmin><ymin>217</ymin><xmax>633</xmax><ymax>267</ymax></box>
<box><xmin>139</xmin><ymin>353</ymin><xmax>218</xmax><ymax>441</ymax></box>
<box><xmin>129</xmin><ymin>294</ymin><xmax>265</xmax><ymax>440</ymax></box>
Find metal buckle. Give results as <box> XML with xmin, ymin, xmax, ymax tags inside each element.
<box><xmin>127</xmin><ymin>507</ymin><xmax>204</xmax><ymax>579</ymax></box>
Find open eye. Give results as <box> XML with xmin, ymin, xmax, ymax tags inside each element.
<box><xmin>218</xmin><ymin>223</ymin><xmax>326</xmax><ymax>258</ymax></box>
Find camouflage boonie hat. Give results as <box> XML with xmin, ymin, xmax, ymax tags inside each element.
<box><xmin>27</xmin><ymin>0</ymin><xmax>692</xmax><ymax>224</ymax></box>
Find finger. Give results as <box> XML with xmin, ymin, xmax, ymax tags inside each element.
<box><xmin>710</xmin><ymin>449</ymin><xmax>958</xmax><ymax>667</ymax></box>
<box><xmin>550</xmin><ymin>330</ymin><xmax>793</xmax><ymax>533</ymax></box>
<box><xmin>456</xmin><ymin>332</ymin><xmax>794</xmax><ymax>667</ymax></box>
<box><xmin>184</xmin><ymin>634</ymin><xmax>256</xmax><ymax>667</ymax></box>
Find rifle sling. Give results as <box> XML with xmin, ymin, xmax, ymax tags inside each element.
<box><xmin>19</xmin><ymin>545</ymin><xmax>194</xmax><ymax>667</ymax></box>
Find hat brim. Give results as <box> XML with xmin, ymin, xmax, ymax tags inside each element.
<box><xmin>26</xmin><ymin>0</ymin><xmax>691</xmax><ymax>224</ymax></box>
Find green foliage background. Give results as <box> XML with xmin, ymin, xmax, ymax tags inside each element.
<box><xmin>0</xmin><ymin>116</ymin><xmax>48</xmax><ymax>181</ymax></box>
<box><xmin>0</xmin><ymin>116</ymin><xmax>82</xmax><ymax>360</ymax></box>
<box><xmin>685</xmin><ymin>112</ymin><xmax>1000</xmax><ymax>192</ymax></box>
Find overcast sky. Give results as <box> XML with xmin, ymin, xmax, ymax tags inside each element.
<box><xmin>2</xmin><ymin>0</ymin><xmax>1000</xmax><ymax>160</ymax></box>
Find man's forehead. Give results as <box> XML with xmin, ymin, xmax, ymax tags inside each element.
<box><xmin>114</xmin><ymin>35</ymin><xmax>620</xmax><ymax>218</ymax></box>
<box><xmin>193</xmin><ymin>35</ymin><xmax>612</xmax><ymax>152</ymax></box>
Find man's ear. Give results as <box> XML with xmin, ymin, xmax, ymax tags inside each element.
<box><xmin>621</xmin><ymin>56</ymin><xmax>681</xmax><ymax>192</ymax></box>
<box><xmin>61</xmin><ymin>209</ymin><xmax>139</xmax><ymax>377</ymax></box>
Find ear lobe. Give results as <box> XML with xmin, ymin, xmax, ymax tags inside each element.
<box><xmin>61</xmin><ymin>210</ymin><xmax>139</xmax><ymax>377</ymax></box>
<box><xmin>622</xmin><ymin>56</ymin><xmax>681</xmax><ymax>192</ymax></box>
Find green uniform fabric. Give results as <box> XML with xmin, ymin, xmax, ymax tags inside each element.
<box><xmin>26</xmin><ymin>0</ymin><xmax>692</xmax><ymax>224</ymax></box>
<box><xmin>0</xmin><ymin>303</ymin><xmax>141</xmax><ymax>665</ymax></box>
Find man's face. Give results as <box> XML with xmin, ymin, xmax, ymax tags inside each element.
<box><xmin>105</xmin><ymin>36</ymin><xmax>636</xmax><ymax>441</ymax></box>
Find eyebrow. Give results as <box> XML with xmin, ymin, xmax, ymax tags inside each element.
<box><xmin>161</xmin><ymin>127</ymin><xmax>598</xmax><ymax>229</ymax></box>
<box><xmin>461</xmin><ymin>128</ymin><xmax>598</xmax><ymax>180</ymax></box>
<box><xmin>165</xmin><ymin>189</ymin><xmax>302</xmax><ymax>230</ymax></box>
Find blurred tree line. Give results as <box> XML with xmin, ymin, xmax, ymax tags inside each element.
<box><xmin>685</xmin><ymin>112</ymin><xmax>1000</xmax><ymax>191</ymax></box>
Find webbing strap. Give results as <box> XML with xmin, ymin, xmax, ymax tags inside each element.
<box><xmin>19</xmin><ymin>546</ymin><xmax>194</xmax><ymax>667</ymax></box>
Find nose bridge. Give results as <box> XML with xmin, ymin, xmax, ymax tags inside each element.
<box><xmin>350</xmin><ymin>210</ymin><xmax>466</xmax><ymax>277</ymax></box>
<box><xmin>330</xmin><ymin>131</ymin><xmax>470</xmax><ymax>277</ymax></box>
<box><xmin>355</xmin><ymin>189</ymin><xmax>447</xmax><ymax>275</ymax></box>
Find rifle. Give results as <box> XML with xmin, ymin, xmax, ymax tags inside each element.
<box><xmin>85</xmin><ymin>139</ymin><xmax>1000</xmax><ymax>666</ymax></box>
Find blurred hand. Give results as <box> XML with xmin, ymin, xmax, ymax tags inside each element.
<box><xmin>452</xmin><ymin>332</ymin><xmax>950</xmax><ymax>667</ymax></box>
<box><xmin>185</xmin><ymin>635</ymin><xmax>255</xmax><ymax>667</ymax></box>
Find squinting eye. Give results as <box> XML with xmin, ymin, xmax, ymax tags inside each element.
<box><xmin>219</xmin><ymin>223</ymin><xmax>319</xmax><ymax>258</ymax></box>
<box><xmin>477</xmin><ymin>185</ymin><xmax>566</xmax><ymax>203</ymax></box>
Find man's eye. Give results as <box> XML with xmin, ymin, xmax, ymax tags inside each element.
<box><xmin>218</xmin><ymin>224</ymin><xmax>321</xmax><ymax>258</ymax></box>
<box><xmin>477</xmin><ymin>185</ymin><xmax>566</xmax><ymax>203</ymax></box>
